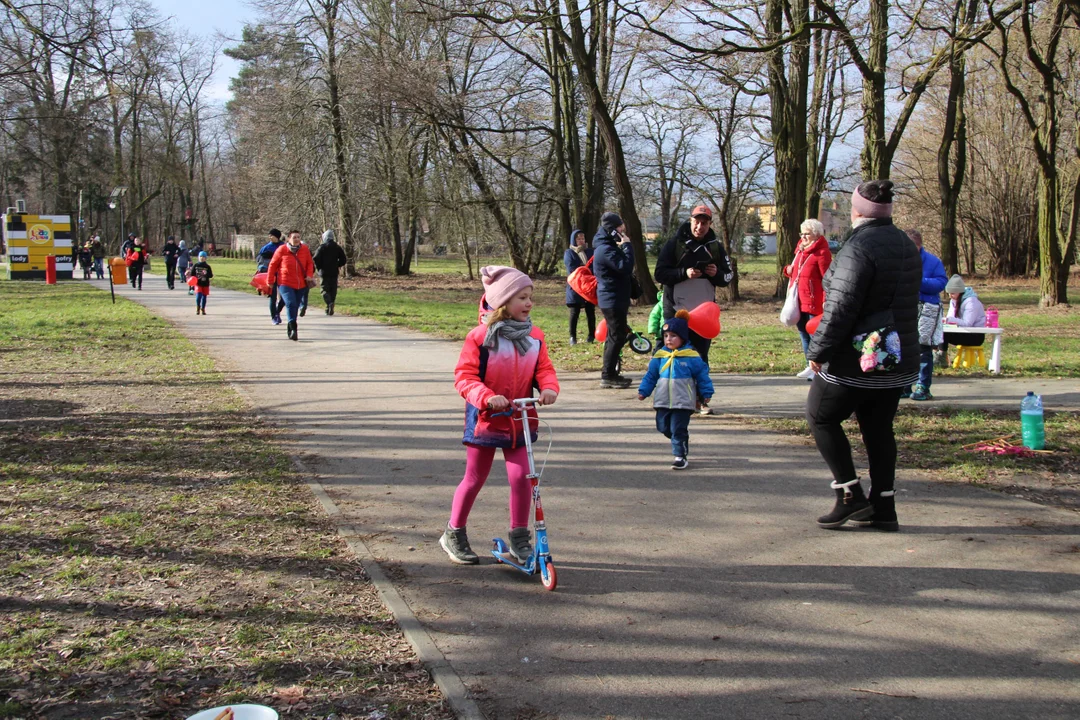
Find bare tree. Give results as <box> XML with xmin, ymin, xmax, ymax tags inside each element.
<box><xmin>990</xmin><ymin>0</ymin><xmax>1079</xmax><ymax>305</ymax></box>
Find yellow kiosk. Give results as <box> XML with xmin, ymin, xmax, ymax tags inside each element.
<box><xmin>2</xmin><ymin>212</ymin><xmax>74</xmax><ymax>280</ymax></box>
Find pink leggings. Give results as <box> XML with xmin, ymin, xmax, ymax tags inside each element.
<box><xmin>450</xmin><ymin>444</ymin><xmax>532</xmax><ymax>529</ymax></box>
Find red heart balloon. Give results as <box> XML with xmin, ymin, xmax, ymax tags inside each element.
<box><xmin>686</xmin><ymin>302</ymin><xmax>721</xmax><ymax>339</ymax></box>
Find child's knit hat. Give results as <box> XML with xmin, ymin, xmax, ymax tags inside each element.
<box><xmin>481</xmin><ymin>265</ymin><xmax>532</xmax><ymax>309</ymax></box>
<box><xmin>198</xmin><ymin>251</ymin><xmax>208</xmax><ymax>259</ymax></box>
<box><xmin>662</xmin><ymin>309</ymin><xmax>691</xmax><ymax>345</ymax></box>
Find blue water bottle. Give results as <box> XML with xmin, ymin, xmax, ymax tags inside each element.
<box><xmin>1020</xmin><ymin>392</ymin><xmax>1045</xmax><ymax>450</ymax></box>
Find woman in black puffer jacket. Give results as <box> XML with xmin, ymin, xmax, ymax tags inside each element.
<box><xmin>805</xmin><ymin>180</ymin><xmax>920</xmax><ymax>532</ymax></box>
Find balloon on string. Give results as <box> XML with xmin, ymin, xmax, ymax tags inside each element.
<box><xmin>806</xmin><ymin>314</ymin><xmax>822</xmax><ymax>335</ymax></box>
<box><xmin>595</xmin><ymin>318</ymin><xmax>608</xmax><ymax>342</ymax></box>
<box><xmin>686</xmin><ymin>302</ymin><xmax>721</xmax><ymax>339</ymax></box>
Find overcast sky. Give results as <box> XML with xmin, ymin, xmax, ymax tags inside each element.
<box><xmin>152</xmin><ymin>0</ymin><xmax>257</xmax><ymax>101</ymax></box>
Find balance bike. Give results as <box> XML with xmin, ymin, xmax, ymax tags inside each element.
<box><xmin>491</xmin><ymin>398</ymin><xmax>558</xmax><ymax>591</ymax></box>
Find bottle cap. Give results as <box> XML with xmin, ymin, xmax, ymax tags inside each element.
<box><xmin>1027</xmin><ymin>391</ymin><xmax>1034</xmax><ymax>396</ymax></box>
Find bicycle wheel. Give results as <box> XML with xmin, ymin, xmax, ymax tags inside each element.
<box><xmin>629</xmin><ymin>333</ymin><xmax>653</xmax><ymax>355</ymax></box>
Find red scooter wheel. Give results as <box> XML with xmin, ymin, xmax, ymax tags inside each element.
<box><xmin>540</xmin><ymin>559</ymin><xmax>557</xmax><ymax>591</ymax></box>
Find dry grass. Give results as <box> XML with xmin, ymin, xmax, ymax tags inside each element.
<box><xmin>0</xmin><ymin>282</ymin><xmax>451</xmax><ymax>720</ymax></box>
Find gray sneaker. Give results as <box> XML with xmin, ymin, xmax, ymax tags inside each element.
<box><xmin>440</xmin><ymin>526</ymin><xmax>479</xmax><ymax>565</ymax></box>
<box><xmin>599</xmin><ymin>376</ymin><xmax>632</xmax><ymax>389</ymax></box>
<box><xmin>507</xmin><ymin>527</ymin><xmax>533</xmax><ymax>563</ymax></box>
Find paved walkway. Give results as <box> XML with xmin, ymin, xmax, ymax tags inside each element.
<box><xmin>95</xmin><ymin>274</ymin><xmax>1080</xmax><ymax>720</ymax></box>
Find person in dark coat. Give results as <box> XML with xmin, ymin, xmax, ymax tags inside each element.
<box><xmin>592</xmin><ymin>212</ymin><xmax>635</xmax><ymax>388</ymax></box>
<box><xmin>124</xmin><ymin>237</ymin><xmax>148</xmax><ymax>289</ymax></box>
<box><xmin>805</xmin><ymin>180</ymin><xmax>920</xmax><ymax>532</ymax></box>
<box><xmin>563</xmin><ymin>229</ymin><xmax>595</xmax><ymax>345</ymax></box>
<box><xmin>161</xmin><ymin>235</ymin><xmax>180</xmax><ymax>289</ymax></box>
<box><xmin>653</xmin><ymin>204</ymin><xmax>732</xmax><ymax>413</ymax></box>
<box><xmin>311</xmin><ymin>229</ymin><xmax>348</xmax><ymax>315</ymax></box>
<box><xmin>257</xmin><ymin>229</ymin><xmax>286</xmax><ymax>324</ymax></box>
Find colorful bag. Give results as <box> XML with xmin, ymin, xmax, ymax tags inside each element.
<box><xmin>567</xmin><ymin>257</ymin><xmax>598</xmax><ymax>306</ymax></box>
<box><xmin>851</xmin><ymin>310</ymin><xmax>902</xmax><ymax>372</ymax></box>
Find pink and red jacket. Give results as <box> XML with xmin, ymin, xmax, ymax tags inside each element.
<box><xmin>454</xmin><ymin>320</ymin><xmax>560</xmax><ymax>449</ymax></box>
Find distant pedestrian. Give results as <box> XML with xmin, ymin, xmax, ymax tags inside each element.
<box><xmin>593</xmin><ymin>212</ymin><xmax>635</xmax><ymax>389</ymax></box>
<box><xmin>177</xmin><ymin>241</ymin><xmax>193</xmax><ymax>294</ymax></box>
<box><xmin>125</xmin><ymin>238</ymin><xmax>148</xmax><ymax>290</ymax></box>
<box><xmin>311</xmin><ymin>229</ymin><xmax>347</xmax><ymax>315</ymax></box>
<box><xmin>805</xmin><ymin>179</ymin><xmax>920</xmax><ymax>532</ymax></box>
<box><xmin>563</xmin><ymin>229</ymin><xmax>595</xmax><ymax>345</ymax></box>
<box><xmin>266</xmin><ymin>230</ymin><xmax>315</xmax><ymax>341</ymax></box>
<box><xmin>161</xmin><ymin>235</ymin><xmax>180</xmax><ymax>290</ymax></box>
<box><xmin>121</xmin><ymin>233</ymin><xmax>136</xmax><ymax>257</ymax></box>
<box><xmin>905</xmin><ymin>229</ymin><xmax>948</xmax><ymax>401</ymax></box>
<box><xmin>77</xmin><ymin>243</ymin><xmax>93</xmax><ymax>279</ymax></box>
<box><xmin>784</xmin><ymin>218</ymin><xmax>833</xmax><ymax>381</ymax></box>
<box><xmin>90</xmin><ymin>235</ymin><xmax>105</xmax><ymax>279</ymax></box>
<box><xmin>637</xmin><ymin>311</ymin><xmax>714</xmax><ymax>470</ymax></box>
<box><xmin>257</xmin><ymin>229</ymin><xmax>286</xmax><ymax>325</ymax></box>
<box><xmin>190</xmin><ymin>251</ymin><xmax>213</xmax><ymax>315</ymax></box>
<box><xmin>440</xmin><ymin>266</ymin><xmax>560</xmax><ymax>565</ymax></box>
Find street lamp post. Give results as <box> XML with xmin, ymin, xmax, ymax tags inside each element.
<box><xmin>108</xmin><ymin>186</ymin><xmax>128</xmax><ymax>255</ymax></box>
<box><xmin>107</xmin><ymin>186</ymin><xmax>128</xmax><ymax>303</ymax></box>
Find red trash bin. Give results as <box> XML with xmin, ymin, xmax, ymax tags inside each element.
<box><xmin>45</xmin><ymin>255</ymin><xmax>57</xmax><ymax>284</ymax></box>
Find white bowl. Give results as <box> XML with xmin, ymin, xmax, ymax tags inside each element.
<box><xmin>185</xmin><ymin>705</ymin><xmax>278</xmax><ymax>720</ymax></box>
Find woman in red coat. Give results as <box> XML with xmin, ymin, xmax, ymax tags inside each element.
<box><xmin>784</xmin><ymin>218</ymin><xmax>832</xmax><ymax>379</ymax></box>
<box><xmin>267</xmin><ymin>230</ymin><xmax>315</xmax><ymax>341</ymax></box>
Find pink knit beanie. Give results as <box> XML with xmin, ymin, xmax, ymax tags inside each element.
<box><xmin>481</xmin><ymin>265</ymin><xmax>533</xmax><ymax>309</ymax></box>
<box><xmin>851</xmin><ymin>184</ymin><xmax>893</xmax><ymax>218</ymax></box>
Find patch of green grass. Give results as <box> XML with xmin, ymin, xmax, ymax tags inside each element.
<box><xmin>53</xmin><ymin>564</ymin><xmax>96</xmax><ymax>587</ymax></box>
<box><xmin>101</xmin><ymin>511</ymin><xmax>143</xmax><ymax>529</ymax></box>
<box><xmin>0</xmin><ymin>701</ymin><xmax>28</xmax><ymax>718</ymax></box>
<box><xmin>234</xmin><ymin>624</ymin><xmax>269</xmax><ymax>646</ymax></box>
<box><xmin>101</xmin><ymin>645</ymin><xmax>185</xmax><ymax>671</ymax></box>
<box><xmin>1</xmin><ymin>557</ymin><xmax>48</xmax><ymax>578</ymax></box>
<box><xmin>0</xmin><ymin>628</ymin><xmax>57</xmax><ymax>664</ymax></box>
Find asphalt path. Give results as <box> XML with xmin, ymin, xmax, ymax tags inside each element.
<box><xmin>93</xmin><ymin>272</ymin><xmax>1080</xmax><ymax>720</ymax></box>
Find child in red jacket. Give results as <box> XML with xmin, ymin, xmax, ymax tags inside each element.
<box><xmin>441</xmin><ymin>266</ymin><xmax>560</xmax><ymax>566</ymax></box>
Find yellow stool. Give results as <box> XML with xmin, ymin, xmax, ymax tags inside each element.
<box><xmin>952</xmin><ymin>346</ymin><xmax>986</xmax><ymax>369</ymax></box>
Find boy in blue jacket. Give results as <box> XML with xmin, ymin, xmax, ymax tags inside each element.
<box><xmin>637</xmin><ymin>310</ymin><xmax>714</xmax><ymax>470</ymax></box>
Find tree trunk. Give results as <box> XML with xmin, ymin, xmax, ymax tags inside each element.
<box><xmin>1036</xmin><ymin>174</ymin><xmax>1065</xmax><ymax>306</ymax></box>
<box><xmin>937</xmin><ymin>26</ymin><xmax>968</xmax><ymax>276</ymax></box>
<box><xmin>325</xmin><ymin>4</ymin><xmax>356</xmax><ymax>278</ymax></box>
<box><xmin>767</xmin><ymin>0</ymin><xmax>810</xmax><ymax>295</ymax></box>
<box><xmin>861</xmin><ymin>0</ymin><xmax>890</xmax><ymax>179</ymax></box>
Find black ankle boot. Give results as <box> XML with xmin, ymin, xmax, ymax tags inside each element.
<box><xmin>817</xmin><ymin>481</ymin><xmax>872</xmax><ymax>528</ymax></box>
<box><xmin>852</xmin><ymin>492</ymin><xmax>900</xmax><ymax>532</ymax></box>
<box><xmin>287</xmin><ymin>321</ymin><xmax>297</xmax><ymax>340</ymax></box>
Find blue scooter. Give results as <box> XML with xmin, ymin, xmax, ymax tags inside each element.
<box><xmin>491</xmin><ymin>398</ymin><xmax>558</xmax><ymax>590</ymax></box>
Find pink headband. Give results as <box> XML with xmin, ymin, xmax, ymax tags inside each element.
<box><xmin>851</xmin><ymin>186</ymin><xmax>893</xmax><ymax>218</ymax></box>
